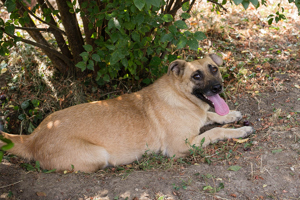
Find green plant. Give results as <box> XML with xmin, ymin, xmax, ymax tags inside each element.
<box><xmin>136</xmin><ymin>149</ymin><xmax>175</xmax><ymax>170</ymax></box>
<box><xmin>21</xmin><ymin>160</ymin><xmax>56</xmax><ymax>173</ymax></box>
<box><xmin>0</xmin><ymin>134</ymin><xmax>14</xmax><ymax>162</ymax></box>
<box><xmin>0</xmin><ymin>0</ymin><xmax>207</xmax><ymax>85</ymax></box>
<box><xmin>185</xmin><ymin>137</ymin><xmax>211</xmax><ymax>163</ymax></box>
<box><xmin>202</xmin><ymin>173</ymin><xmax>225</xmax><ymax>193</ymax></box>
<box><xmin>1</xmin><ymin>0</ymin><xmax>299</xmax><ymax>87</ymax></box>
<box><xmin>13</xmin><ymin>99</ymin><xmax>43</xmax><ymax>134</ymax></box>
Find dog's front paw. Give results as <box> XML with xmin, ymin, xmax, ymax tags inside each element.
<box><xmin>222</xmin><ymin>111</ymin><xmax>242</xmax><ymax>124</ymax></box>
<box><xmin>236</xmin><ymin>126</ymin><xmax>254</xmax><ymax>138</ymax></box>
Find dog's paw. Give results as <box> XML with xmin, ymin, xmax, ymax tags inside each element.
<box><xmin>221</xmin><ymin>111</ymin><xmax>242</xmax><ymax>124</ymax></box>
<box><xmin>236</xmin><ymin>126</ymin><xmax>254</xmax><ymax>138</ymax></box>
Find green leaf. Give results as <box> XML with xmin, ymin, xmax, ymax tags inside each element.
<box><xmin>194</xmin><ymin>31</ymin><xmax>207</xmax><ymax>40</ymax></box>
<box><xmin>28</xmin><ymin>122</ymin><xmax>35</xmax><ymax>134</ymax></box>
<box><xmin>136</xmin><ymin>13</ymin><xmax>144</xmax><ymax>25</ymax></box>
<box><xmin>162</xmin><ymin>14</ymin><xmax>173</xmax><ymax>22</ymax></box>
<box><xmin>21</xmin><ymin>100</ymin><xmax>30</xmax><ymax>109</ymax></box>
<box><xmin>133</xmin><ymin>0</ymin><xmax>145</xmax><ymax>11</ymax></box>
<box><xmin>182</xmin><ymin>2</ymin><xmax>189</xmax><ymax>11</ymax></box>
<box><xmin>83</xmin><ymin>44</ymin><xmax>93</xmax><ymax>52</ymax></box>
<box><xmin>80</xmin><ymin>52</ymin><xmax>89</xmax><ymax>61</ymax></box>
<box><xmin>168</xmin><ymin>25</ymin><xmax>177</xmax><ymax>34</ymax></box>
<box><xmin>0</xmin><ymin>151</ymin><xmax>3</xmax><ymax>162</ymax></box>
<box><xmin>75</xmin><ymin>61</ymin><xmax>87</xmax><ymax>71</ymax></box>
<box><xmin>110</xmin><ymin>51</ymin><xmax>121</xmax><ymax>65</ymax></box>
<box><xmin>272</xmin><ymin>149</ymin><xmax>283</xmax><ymax>153</ymax></box>
<box><xmin>66</xmin><ymin>1</ymin><xmax>73</xmax><ymax>8</ymax></box>
<box><xmin>233</xmin><ymin>0</ymin><xmax>243</xmax><ymax>5</ymax></box>
<box><xmin>18</xmin><ymin>114</ymin><xmax>26</xmax><ymax>120</ymax></box>
<box><xmin>150</xmin><ymin>0</ymin><xmax>160</xmax><ymax>7</ymax></box>
<box><xmin>203</xmin><ymin>185</ymin><xmax>213</xmax><ymax>191</ymax></box>
<box><xmin>113</xmin><ymin>18</ymin><xmax>121</xmax><ymax>30</ymax></box>
<box><xmin>268</xmin><ymin>18</ymin><xmax>274</xmax><ymax>25</ymax></box>
<box><xmin>5</xmin><ymin>0</ymin><xmax>16</xmax><ymax>12</ymax></box>
<box><xmin>91</xmin><ymin>54</ymin><xmax>100</xmax><ymax>62</ymax></box>
<box><xmin>174</xmin><ymin>20</ymin><xmax>188</xmax><ymax>29</ymax></box>
<box><xmin>149</xmin><ymin>56</ymin><xmax>161</xmax><ymax>66</ymax></box>
<box><xmin>167</xmin><ymin>54</ymin><xmax>177</xmax><ymax>62</ymax></box>
<box><xmin>121</xmin><ymin>58</ymin><xmax>128</xmax><ymax>67</ymax></box>
<box><xmin>105</xmin><ymin>44</ymin><xmax>115</xmax><ymax>51</ymax></box>
<box><xmin>103</xmin><ymin>74</ymin><xmax>110</xmax><ymax>82</ymax></box>
<box><xmin>227</xmin><ymin>165</ymin><xmax>242</xmax><ymax>171</ymax></box>
<box><xmin>142</xmin><ymin>78</ymin><xmax>151</xmax><ymax>85</ymax></box>
<box><xmin>87</xmin><ymin>60</ymin><xmax>94</xmax><ymax>70</ymax></box>
<box><xmin>250</xmin><ymin>0</ymin><xmax>258</xmax><ymax>7</ymax></box>
<box><xmin>187</xmin><ymin>38</ymin><xmax>198</xmax><ymax>51</ymax></box>
<box><xmin>5</xmin><ymin>25</ymin><xmax>15</xmax><ymax>35</ymax></box>
<box><xmin>108</xmin><ymin>18</ymin><xmax>121</xmax><ymax>30</ymax></box>
<box><xmin>177</xmin><ymin>36</ymin><xmax>187</xmax><ymax>49</ymax></box>
<box><xmin>31</xmin><ymin>99</ymin><xmax>40</xmax><ymax>107</ymax></box>
<box><xmin>181</xmin><ymin>13</ymin><xmax>191</xmax><ymax>19</ymax></box>
<box><xmin>161</xmin><ymin>33</ymin><xmax>173</xmax><ymax>43</ymax></box>
<box><xmin>132</xmin><ymin>31</ymin><xmax>140</xmax><ymax>42</ymax></box>
<box><xmin>43</xmin><ymin>169</ymin><xmax>56</xmax><ymax>173</ymax></box>
<box><xmin>1</xmin><ymin>142</ymin><xmax>14</xmax><ymax>151</ymax></box>
<box><xmin>242</xmin><ymin>0</ymin><xmax>250</xmax><ymax>9</ymax></box>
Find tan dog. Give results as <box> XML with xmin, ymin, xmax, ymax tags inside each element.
<box><xmin>0</xmin><ymin>54</ymin><xmax>253</xmax><ymax>172</ymax></box>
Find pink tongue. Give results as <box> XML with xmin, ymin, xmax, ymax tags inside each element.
<box><xmin>207</xmin><ymin>94</ymin><xmax>230</xmax><ymax>116</ymax></box>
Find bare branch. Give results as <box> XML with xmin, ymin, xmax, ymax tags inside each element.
<box><xmin>18</xmin><ymin>2</ymin><xmax>66</xmax><ymax>35</ymax></box>
<box><xmin>207</xmin><ymin>0</ymin><xmax>228</xmax><ymax>12</ymax></box>
<box><xmin>2</xmin><ymin>29</ymin><xmax>73</xmax><ymax>69</ymax></box>
<box><xmin>15</xmin><ymin>26</ymin><xmax>51</xmax><ymax>32</ymax></box>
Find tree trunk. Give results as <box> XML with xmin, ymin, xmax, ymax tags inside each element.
<box><xmin>37</xmin><ymin>0</ymin><xmax>73</xmax><ymax>60</ymax></box>
<box><xmin>56</xmin><ymin>0</ymin><xmax>85</xmax><ymax>76</ymax></box>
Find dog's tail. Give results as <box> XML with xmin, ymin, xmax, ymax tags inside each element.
<box><xmin>0</xmin><ymin>131</ymin><xmax>33</xmax><ymax>159</ymax></box>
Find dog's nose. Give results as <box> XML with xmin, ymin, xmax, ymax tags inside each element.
<box><xmin>211</xmin><ymin>84</ymin><xmax>222</xmax><ymax>93</ymax></box>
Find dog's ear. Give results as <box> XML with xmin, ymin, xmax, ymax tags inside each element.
<box><xmin>208</xmin><ymin>53</ymin><xmax>223</xmax><ymax>66</ymax></box>
<box><xmin>167</xmin><ymin>60</ymin><xmax>186</xmax><ymax>77</ymax></box>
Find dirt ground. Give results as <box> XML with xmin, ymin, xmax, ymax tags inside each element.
<box><xmin>1</xmin><ymin>71</ymin><xmax>300</xmax><ymax>200</ymax></box>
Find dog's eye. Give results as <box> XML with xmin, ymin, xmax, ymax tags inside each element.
<box><xmin>193</xmin><ymin>74</ymin><xmax>202</xmax><ymax>80</ymax></box>
<box><xmin>209</xmin><ymin>64</ymin><xmax>218</xmax><ymax>74</ymax></box>
<box><xmin>211</xmin><ymin>67</ymin><xmax>218</xmax><ymax>73</ymax></box>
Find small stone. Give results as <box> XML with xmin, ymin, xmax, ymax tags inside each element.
<box><xmin>243</xmin><ymin>121</ymin><xmax>250</xmax><ymax>126</ymax></box>
<box><xmin>0</xmin><ymin>94</ymin><xmax>6</xmax><ymax>100</ymax></box>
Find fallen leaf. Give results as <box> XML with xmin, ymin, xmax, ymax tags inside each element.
<box><xmin>263</xmin><ymin>184</ymin><xmax>267</xmax><ymax>188</ymax></box>
<box><xmin>272</xmin><ymin>149</ymin><xmax>283</xmax><ymax>154</ymax></box>
<box><xmin>227</xmin><ymin>165</ymin><xmax>242</xmax><ymax>171</ymax></box>
<box><xmin>232</xmin><ymin>138</ymin><xmax>249</xmax><ymax>143</ymax></box>
<box><xmin>230</xmin><ymin>193</ymin><xmax>237</xmax><ymax>197</ymax></box>
<box><xmin>1</xmin><ymin>68</ymin><xmax>7</xmax><ymax>74</ymax></box>
<box><xmin>295</xmin><ymin>84</ymin><xmax>300</xmax><ymax>89</ymax></box>
<box><xmin>36</xmin><ymin>192</ymin><xmax>46</xmax><ymax>196</ymax></box>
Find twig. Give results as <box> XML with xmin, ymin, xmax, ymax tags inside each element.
<box><xmin>207</xmin><ymin>0</ymin><xmax>228</xmax><ymax>12</ymax></box>
<box><xmin>19</xmin><ymin>2</ymin><xmax>66</xmax><ymax>36</ymax></box>
<box><xmin>0</xmin><ymin>180</ymin><xmax>23</xmax><ymax>189</ymax></box>
<box><xmin>2</xmin><ymin>29</ymin><xmax>74</xmax><ymax>68</ymax></box>
<box><xmin>15</xmin><ymin>26</ymin><xmax>51</xmax><ymax>32</ymax></box>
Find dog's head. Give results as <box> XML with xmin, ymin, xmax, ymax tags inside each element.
<box><xmin>168</xmin><ymin>54</ymin><xmax>229</xmax><ymax>116</ymax></box>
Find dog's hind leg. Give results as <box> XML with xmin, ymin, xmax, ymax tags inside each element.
<box><xmin>35</xmin><ymin>143</ymin><xmax>110</xmax><ymax>173</ymax></box>
<box><xmin>205</xmin><ymin>111</ymin><xmax>243</xmax><ymax>125</ymax></box>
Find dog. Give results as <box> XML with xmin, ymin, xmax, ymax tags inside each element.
<box><xmin>0</xmin><ymin>54</ymin><xmax>253</xmax><ymax>172</ymax></box>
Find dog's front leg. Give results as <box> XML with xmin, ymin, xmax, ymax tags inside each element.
<box><xmin>191</xmin><ymin>126</ymin><xmax>253</xmax><ymax>147</ymax></box>
<box><xmin>205</xmin><ymin>111</ymin><xmax>243</xmax><ymax>125</ymax></box>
